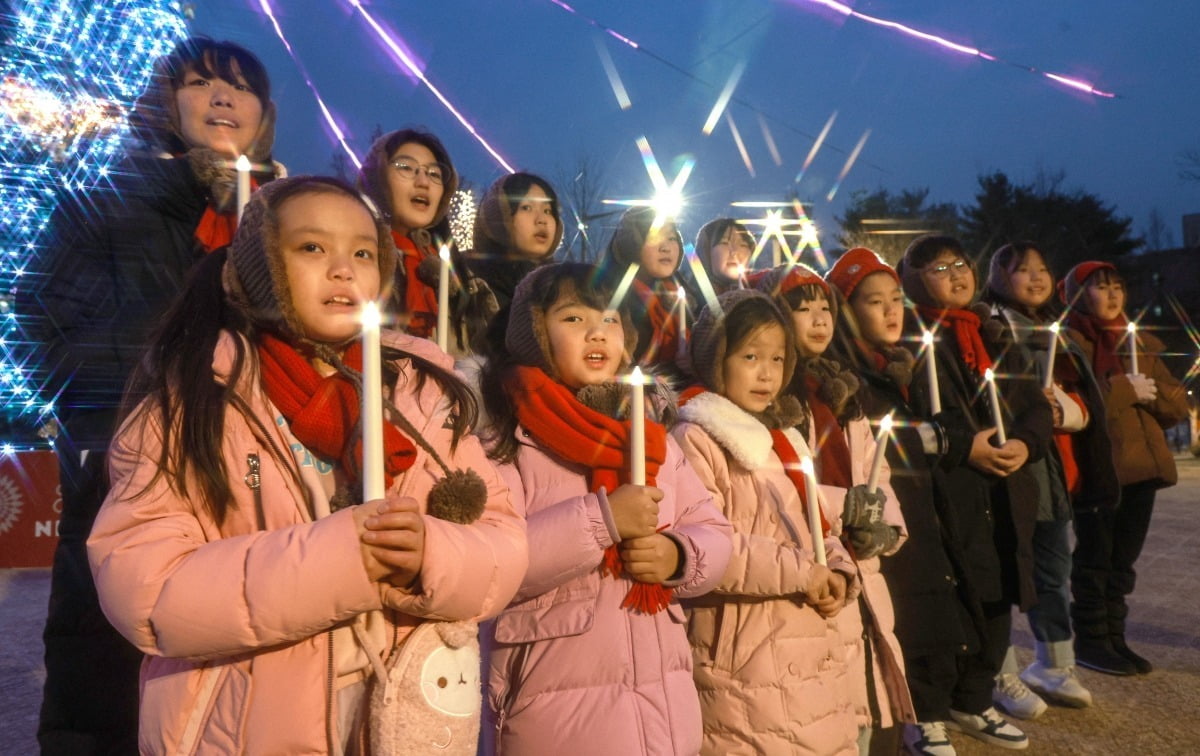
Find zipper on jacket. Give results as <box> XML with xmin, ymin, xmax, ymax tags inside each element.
<box><xmin>244</xmin><ymin>453</ymin><xmax>265</xmax><ymax>531</ymax></box>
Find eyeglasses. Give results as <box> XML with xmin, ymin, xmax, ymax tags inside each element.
<box><xmin>923</xmin><ymin>259</ymin><xmax>970</xmax><ymax>279</ymax></box>
<box><xmin>389</xmin><ymin>159</ymin><xmax>449</xmax><ymax>185</ymax></box>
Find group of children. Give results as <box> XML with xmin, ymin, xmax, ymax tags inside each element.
<box><xmin>50</xmin><ymin>35</ymin><xmax>1188</xmax><ymax>756</ymax></box>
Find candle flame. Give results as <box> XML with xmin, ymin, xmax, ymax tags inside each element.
<box><xmin>799</xmin><ymin>455</ymin><xmax>814</xmax><ymax>476</ymax></box>
<box><xmin>235</xmin><ymin>154</ymin><xmax>251</xmax><ymax>171</ymax></box>
<box><xmin>361</xmin><ymin>301</ymin><xmax>381</xmax><ymax>329</ymax></box>
<box><xmin>879</xmin><ymin>412</ymin><xmax>894</xmax><ymax>432</ymax></box>
<box><xmin>439</xmin><ymin>244</ymin><xmax>450</xmax><ymax>261</ymax></box>
<box><xmin>676</xmin><ymin>288</ymin><xmax>686</xmax><ymax>301</ymax></box>
<box><xmin>985</xmin><ymin>367</ymin><xmax>995</xmax><ymax>382</ymax></box>
<box><xmin>1049</xmin><ymin>321</ymin><xmax>1061</xmax><ymax>334</ymax></box>
<box><xmin>1127</xmin><ymin>321</ymin><xmax>1137</xmax><ymax>333</ymax></box>
<box><xmin>922</xmin><ymin>330</ymin><xmax>934</xmax><ymax>346</ymax></box>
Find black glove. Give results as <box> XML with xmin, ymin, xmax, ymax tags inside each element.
<box><xmin>847</xmin><ymin>523</ymin><xmax>900</xmax><ymax>559</ymax></box>
<box><xmin>842</xmin><ymin>484</ymin><xmax>885</xmax><ymax>530</ymax></box>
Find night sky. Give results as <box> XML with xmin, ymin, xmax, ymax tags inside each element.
<box><xmin>191</xmin><ymin>0</ymin><xmax>1200</xmax><ymax>253</ymax></box>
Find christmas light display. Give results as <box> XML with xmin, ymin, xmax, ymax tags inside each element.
<box><xmin>447</xmin><ymin>188</ymin><xmax>477</xmax><ymax>251</ymax></box>
<box><xmin>0</xmin><ymin>0</ymin><xmax>189</xmax><ymax>441</ymax></box>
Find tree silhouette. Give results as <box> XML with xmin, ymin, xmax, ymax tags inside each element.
<box><xmin>836</xmin><ymin>187</ymin><xmax>961</xmax><ymax>264</ymax></box>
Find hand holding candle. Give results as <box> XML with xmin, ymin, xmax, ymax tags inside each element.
<box><xmin>1127</xmin><ymin>321</ymin><xmax>1139</xmax><ymax>375</ymax></box>
<box><xmin>235</xmin><ymin>154</ymin><xmax>251</xmax><ymax>223</ymax></box>
<box><xmin>984</xmin><ymin>368</ymin><xmax>1007</xmax><ymax>445</ymax></box>
<box><xmin>799</xmin><ymin>455</ymin><xmax>827</xmax><ymax>566</ymax></box>
<box><xmin>629</xmin><ymin>367</ymin><xmax>646</xmax><ymax>486</ymax></box>
<box><xmin>922</xmin><ymin>330</ymin><xmax>942</xmax><ymax>414</ymax></box>
<box><xmin>436</xmin><ymin>245</ymin><xmax>450</xmax><ymax>352</ymax></box>
<box><xmin>361</xmin><ymin>302</ymin><xmax>385</xmax><ymax>501</ymax></box>
<box><xmin>867</xmin><ymin>413</ymin><xmax>894</xmax><ymax>493</ymax></box>
<box><xmin>1044</xmin><ymin>321</ymin><xmax>1061</xmax><ymax>390</ymax></box>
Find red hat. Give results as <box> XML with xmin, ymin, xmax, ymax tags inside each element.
<box><xmin>749</xmin><ymin>263</ymin><xmax>831</xmax><ymax>299</ymax></box>
<box><xmin>825</xmin><ymin>247</ymin><xmax>897</xmax><ymax>299</ymax></box>
<box><xmin>1058</xmin><ymin>260</ymin><xmax>1117</xmax><ymax>306</ymax></box>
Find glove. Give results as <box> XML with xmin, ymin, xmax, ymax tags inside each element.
<box><xmin>842</xmin><ymin>484</ymin><xmax>885</xmax><ymax>530</ymax></box>
<box><xmin>1127</xmin><ymin>373</ymin><xmax>1157</xmax><ymax>403</ymax></box>
<box><xmin>847</xmin><ymin>523</ymin><xmax>900</xmax><ymax>559</ymax></box>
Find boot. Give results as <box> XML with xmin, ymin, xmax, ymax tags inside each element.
<box><xmin>1110</xmin><ymin>635</ymin><xmax>1152</xmax><ymax>674</ymax></box>
<box><xmin>1074</xmin><ymin>636</ymin><xmax>1136</xmax><ymax>676</ymax></box>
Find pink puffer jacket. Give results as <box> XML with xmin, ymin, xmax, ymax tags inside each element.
<box><xmin>88</xmin><ymin>331</ymin><xmax>528</xmax><ymax>755</ymax></box>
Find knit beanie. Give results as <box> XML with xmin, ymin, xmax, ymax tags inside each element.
<box><xmin>223</xmin><ymin>175</ymin><xmax>396</xmax><ymax>344</ymax></box>
<box><xmin>473</xmin><ymin>173</ymin><xmax>563</xmax><ymax>260</ymax></box>
<box><xmin>826</xmin><ymin>247</ymin><xmax>897</xmax><ymax>300</ymax></box>
<box><xmin>357</xmin><ymin>128</ymin><xmax>459</xmax><ymax>231</ymax></box>
<box><xmin>694</xmin><ymin>218</ymin><xmax>754</xmax><ymax>283</ymax></box>
<box><xmin>606</xmin><ymin>206</ymin><xmax>685</xmax><ymax>273</ymax></box>
<box><xmin>1058</xmin><ymin>260</ymin><xmax>1117</xmax><ymax>307</ymax></box>
<box><xmin>689</xmin><ymin>289</ymin><xmax>796</xmax><ymax>395</ymax></box>
<box><xmin>751</xmin><ymin>263</ymin><xmax>838</xmax><ymax>324</ymax></box>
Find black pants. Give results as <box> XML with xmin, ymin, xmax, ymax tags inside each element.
<box><xmin>905</xmin><ymin>601</ymin><xmax>1011</xmax><ymax>720</ymax></box>
<box><xmin>1070</xmin><ymin>481</ymin><xmax>1157</xmax><ymax>642</ymax></box>
<box><xmin>38</xmin><ymin>448</ymin><xmax>142</xmax><ymax>756</ymax></box>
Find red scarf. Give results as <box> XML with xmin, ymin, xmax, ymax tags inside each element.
<box><xmin>257</xmin><ymin>334</ymin><xmax>416</xmax><ymax>490</ymax></box>
<box><xmin>915</xmin><ymin>305</ymin><xmax>993</xmax><ymax>377</ymax></box>
<box><xmin>1066</xmin><ymin>311</ymin><xmax>1127</xmax><ymax>380</ymax></box>
<box><xmin>505</xmin><ymin>365</ymin><xmax>673</xmax><ymax>614</ymax></box>
<box><xmin>803</xmin><ymin>376</ymin><xmax>854</xmax><ymax>489</ymax></box>
<box><xmin>768</xmin><ymin>428</ymin><xmax>831</xmax><ymax>539</ymax></box>
<box><xmin>392</xmin><ymin>231</ymin><xmax>439</xmax><ymax>339</ymax></box>
<box><xmin>631</xmin><ymin>278</ymin><xmax>685</xmax><ymax>366</ymax></box>
<box><xmin>194</xmin><ymin>177</ymin><xmax>260</xmax><ymax>253</ymax></box>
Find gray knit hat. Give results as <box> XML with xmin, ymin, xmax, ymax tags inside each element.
<box><xmin>689</xmin><ymin>289</ymin><xmax>797</xmax><ymax>394</ymax></box>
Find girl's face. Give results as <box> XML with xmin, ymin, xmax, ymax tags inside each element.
<box><xmin>1007</xmin><ymin>249</ymin><xmax>1053</xmax><ymax>309</ymax></box>
<box><xmin>920</xmin><ymin>250</ymin><xmax>975</xmax><ymax>310</ymax></box>
<box><xmin>790</xmin><ymin>292</ymin><xmax>834</xmax><ymax>357</ymax></box>
<box><xmin>850</xmin><ymin>272</ymin><xmax>905</xmax><ymax>347</ymax></box>
<box><xmin>509</xmin><ymin>184</ymin><xmax>557</xmax><ymax>259</ymax></box>
<box><xmin>278</xmin><ymin>192</ymin><xmax>381</xmax><ymax>345</ymax></box>
<box><xmin>638</xmin><ymin>223</ymin><xmax>681</xmax><ymax>280</ymax></box>
<box><xmin>1083</xmin><ymin>274</ymin><xmax>1126</xmax><ymax>320</ymax></box>
<box><xmin>174</xmin><ymin>63</ymin><xmax>264</xmax><ymax>157</ymax></box>
<box><xmin>386</xmin><ymin>141</ymin><xmax>445</xmax><ymax>234</ymax></box>
<box><xmin>545</xmin><ymin>292</ymin><xmax>625</xmax><ymax>389</ymax></box>
<box><xmin>710</xmin><ymin>226</ymin><xmax>753</xmax><ymax>283</ymax></box>
<box><xmin>722</xmin><ymin>322</ymin><xmax>787</xmax><ymax>414</ymax></box>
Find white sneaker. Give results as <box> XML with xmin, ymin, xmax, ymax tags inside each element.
<box><xmin>992</xmin><ymin>672</ymin><xmax>1047</xmax><ymax>720</ymax></box>
<box><xmin>904</xmin><ymin>721</ymin><xmax>956</xmax><ymax>756</ymax></box>
<box><xmin>946</xmin><ymin>707</ymin><xmax>1029</xmax><ymax>750</ymax></box>
<box><xmin>1020</xmin><ymin>661</ymin><xmax>1093</xmax><ymax>708</ymax></box>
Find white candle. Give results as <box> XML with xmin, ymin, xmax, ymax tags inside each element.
<box><xmin>675</xmin><ymin>288</ymin><xmax>688</xmax><ymax>359</ymax></box>
<box><xmin>736</xmin><ymin>263</ymin><xmax>747</xmax><ymax>290</ymax></box>
<box><xmin>361</xmin><ymin>302</ymin><xmax>385</xmax><ymax>501</ymax></box>
<box><xmin>437</xmin><ymin>245</ymin><xmax>450</xmax><ymax>352</ymax></box>
<box><xmin>867</xmin><ymin>412</ymin><xmax>893</xmax><ymax>493</ymax></box>
<box><xmin>799</xmin><ymin>456</ymin><xmax>827</xmax><ymax>566</ymax></box>
<box><xmin>235</xmin><ymin>154</ymin><xmax>251</xmax><ymax>223</ymax></box>
<box><xmin>629</xmin><ymin>367</ymin><xmax>646</xmax><ymax>486</ymax></box>
<box><xmin>1127</xmin><ymin>321</ymin><xmax>1139</xmax><ymax>375</ymax></box>
<box><xmin>1044</xmin><ymin>321</ymin><xmax>1061</xmax><ymax>390</ymax></box>
<box><xmin>922</xmin><ymin>330</ymin><xmax>942</xmax><ymax>414</ymax></box>
<box><xmin>984</xmin><ymin>368</ymin><xmax>1007</xmax><ymax>445</ymax></box>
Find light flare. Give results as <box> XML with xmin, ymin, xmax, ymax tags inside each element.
<box><xmin>826</xmin><ymin>128</ymin><xmax>871</xmax><ymax>202</ymax></box>
<box><xmin>594</xmin><ymin>36</ymin><xmax>632</xmax><ymax>110</ymax></box>
<box><xmin>702</xmin><ymin>60</ymin><xmax>746</xmax><ymax>135</ymax></box>
<box><xmin>725</xmin><ymin>112</ymin><xmax>755</xmax><ymax>177</ymax></box>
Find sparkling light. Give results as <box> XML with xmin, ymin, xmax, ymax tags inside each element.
<box><xmin>702</xmin><ymin>61</ymin><xmax>746</xmax><ymax>135</ymax></box>
<box><xmin>447</xmin><ymin>189</ymin><xmax>477</xmax><ymax>251</ymax></box>
<box><xmin>603</xmin><ymin>136</ymin><xmax>695</xmax><ymax>231</ymax></box>
<box><xmin>826</xmin><ymin>128</ymin><xmax>871</xmax><ymax>202</ymax></box>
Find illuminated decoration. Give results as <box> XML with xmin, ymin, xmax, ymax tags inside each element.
<box><xmin>788</xmin><ymin>0</ymin><xmax>1116</xmax><ymax>98</ymax></box>
<box><xmin>0</xmin><ymin>0</ymin><xmax>189</xmax><ymax>438</ymax></box>
<box><xmin>447</xmin><ymin>189</ymin><xmax>477</xmax><ymax>251</ymax></box>
<box><xmin>603</xmin><ymin>136</ymin><xmax>695</xmax><ymax>232</ymax></box>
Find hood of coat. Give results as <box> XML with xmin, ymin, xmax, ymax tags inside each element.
<box><xmin>679</xmin><ymin>391</ymin><xmax>807</xmax><ymax>471</ymax></box>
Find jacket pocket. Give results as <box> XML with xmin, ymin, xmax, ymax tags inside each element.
<box><xmin>493</xmin><ymin>595</ymin><xmax>596</xmax><ymax>643</ymax></box>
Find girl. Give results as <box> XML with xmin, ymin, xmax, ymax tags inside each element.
<box><xmin>602</xmin><ymin>206</ymin><xmax>689</xmax><ymax>372</ymax></box>
<box><xmin>470</xmin><ymin>172</ymin><xmax>563</xmax><ymax>309</ymax></box>
<box><xmin>826</xmin><ymin>247</ymin><xmax>982</xmax><ymax>756</ymax></box>
<box><xmin>692</xmin><ymin>217</ymin><xmax>755</xmax><ymax>296</ymax></box>
<box><xmin>673</xmin><ymin>288</ymin><xmax>859</xmax><ymax>755</ymax></box>
<box><xmin>30</xmin><ymin>35</ymin><xmax>283</xmax><ymax>753</ymax></box>
<box><xmin>983</xmin><ymin>243</ymin><xmax>1116</xmax><ymax>707</ymax></box>
<box><xmin>897</xmin><ymin>234</ymin><xmax>1054</xmax><ymax>752</ymax></box>
<box><xmin>478</xmin><ymin>262</ymin><xmax>731</xmax><ymax>755</ymax></box>
<box><xmin>358</xmin><ymin>128</ymin><xmax>460</xmax><ymax>339</ymax></box>
<box><xmin>1059</xmin><ymin>260</ymin><xmax>1187</xmax><ymax>675</ymax></box>
<box><xmin>86</xmin><ymin>176</ymin><xmax>527</xmax><ymax>754</ymax></box>
<box><xmin>754</xmin><ymin>263</ymin><xmax>913</xmax><ymax>753</ymax></box>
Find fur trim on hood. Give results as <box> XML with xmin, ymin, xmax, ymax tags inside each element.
<box><xmin>679</xmin><ymin>391</ymin><xmax>808</xmax><ymax>471</ymax></box>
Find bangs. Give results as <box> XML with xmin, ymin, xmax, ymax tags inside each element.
<box><xmin>1085</xmin><ymin>267</ymin><xmax>1124</xmax><ymax>287</ymax></box>
<box><xmin>538</xmin><ymin>263</ymin><xmax>613</xmax><ymax>314</ymax></box>
<box><xmin>171</xmin><ymin>43</ymin><xmax>270</xmax><ymax>102</ymax></box>
<box><xmin>782</xmin><ymin>283</ymin><xmax>830</xmax><ymax>310</ymax></box>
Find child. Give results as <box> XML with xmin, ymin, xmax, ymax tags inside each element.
<box><xmin>897</xmin><ymin>234</ymin><xmax>1054</xmax><ymax>752</ymax></box>
<box><xmin>983</xmin><ymin>243</ymin><xmax>1116</xmax><ymax>708</ymax></box>
<box><xmin>673</xmin><ymin>288</ymin><xmax>859</xmax><ymax>755</ymax></box>
<box><xmin>602</xmin><ymin>206</ymin><xmax>689</xmax><ymax>371</ymax></box>
<box><xmin>692</xmin><ymin>217</ymin><xmax>755</xmax><ymax>296</ymax></box>
<box><xmin>478</xmin><ymin>262</ymin><xmax>732</xmax><ymax>755</ymax></box>
<box><xmin>86</xmin><ymin>176</ymin><xmax>528</xmax><ymax>753</ymax></box>
<box><xmin>29</xmin><ymin>35</ymin><xmax>284</xmax><ymax>752</ymax></box>
<box><xmin>1059</xmin><ymin>261</ymin><xmax>1188</xmax><ymax>674</ymax></box>
<box><xmin>469</xmin><ymin>172</ymin><xmax>563</xmax><ymax>311</ymax></box>
<box><xmin>358</xmin><ymin>128</ymin><xmax>459</xmax><ymax>339</ymax></box>
<box><xmin>754</xmin><ymin>263</ymin><xmax>913</xmax><ymax>753</ymax></box>
<box><xmin>826</xmin><ymin>247</ymin><xmax>983</xmax><ymax>755</ymax></box>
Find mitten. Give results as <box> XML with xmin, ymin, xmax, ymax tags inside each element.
<box><xmin>1127</xmin><ymin>373</ymin><xmax>1158</xmax><ymax>403</ymax></box>
<box><xmin>841</xmin><ymin>484</ymin><xmax>885</xmax><ymax>530</ymax></box>
<box><xmin>848</xmin><ymin>523</ymin><xmax>900</xmax><ymax>559</ymax></box>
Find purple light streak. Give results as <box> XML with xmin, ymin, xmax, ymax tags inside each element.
<box><xmin>547</xmin><ymin>0</ymin><xmax>639</xmax><ymax>48</ymax></box>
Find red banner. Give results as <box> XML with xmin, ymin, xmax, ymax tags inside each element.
<box><xmin>0</xmin><ymin>450</ymin><xmax>62</xmax><ymax>568</ymax></box>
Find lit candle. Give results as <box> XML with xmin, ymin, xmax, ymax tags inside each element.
<box><xmin>867</xmin><ymin>412</ymin><xmax>894</xmax><ymax>493</ymax></box>
<box><xmin>984</xmin><ymin>368</ymin><xmax>1007</xmax><ymax>445</ymax></box>
<box><xmin>1127</xmin><ymin>321</ymin><xmax>1139</xmax><ymax>375</ymax></box>
<box><xmin>436</xmin><ymin>245</ymin><xmax>450</xmax><ymax>352</ymax></box>
<box><xmin>361</xmin><ymin>302</ymin><xmax>385</xmax><ymax>501</ymax></box>
<box><xmin>922</xmin><ymin>330</ymin><xmax>942</xmax><ymax>414</ymax></box>
<box><xmin>675</xmin><ymin>288</ymin><xmax>688</xmax><ymax>359</ymax></box>
<box><xmin>235</xmin><ymin>154</ymin><xmax>251</xmax><ymax>223</ymax></box>
<box><xmin>736</xmin><ymin>263</ymin><xmax>747</xmax><ymax>290</ymax></box>
<box><xmin>1044</xmin><ymin>321</ymin><xmax>1061</xmax><ymax>390</ymax></box>
<box><xmin>629</xmin><ymin>367</ymin><xmax>646</xmax><ymax>486</ymax></box>
<box><xmin>800</xmin><ymin>456</ymin><xmax>827</xmax><ymax>566</ymax></box>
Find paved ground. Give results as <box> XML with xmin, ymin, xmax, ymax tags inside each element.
<box><xmin>3</xmin><ymin>459</ymin><xmax>1199</xmax><ymax>755</ymax></box>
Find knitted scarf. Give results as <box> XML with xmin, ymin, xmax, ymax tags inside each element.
<box><xmin>505</xmin><ymin>364</ymin><xmax>673</xmax><ymax>614</ymax></box>
<box><xmin>257</xmin><ymin>334</ymin><xmax>416</xmax><ymax>490</ymax></box>
<box><xmin>1066</xmin><ymin>311</ymin><xmax>1127</xmax><ymax>381</ymax></box>
<box><xmin>768</xmin><ymin>428</ymin><xmax>831</xmax><ymax>539</ymax></box>
<box><xmin>631</xmin><ymin>278</ymin><xmax>684</xmax><ymax>366</ymax></box>
<box><xmin>392</xmin><ymin>231</ymin><xmax>439</xmax><ymax>339</ymax></box>
<box><xmin>915</xmin><ymin>304</ymin><xmax>993</xmax><ymax>377</ymax></box>
<box><xmin>194</xmin><ymin>177</ymin><xmax>259</xmax><ymax>253</ymax></box>
<box><xmin>803</xmin><ymin>375</ymin><xmax>854</xmax><ymax>489</ymax></box>
<box><xmin>861</xmin><ymin>340</ymin><xmax>910</xmax><ymax>401</ymax></box>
